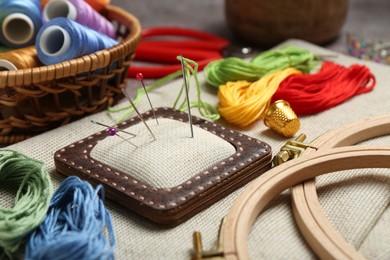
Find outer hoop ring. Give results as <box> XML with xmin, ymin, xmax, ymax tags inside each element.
<box><xmin>221</xmin><ymin>146</ymin><xmax>390</xmax><ymax>260</ymax></box>
<box><xmin>291</xmin><ymin>114</ymin><xmax>390</xmax><ymax>259</ymax></box>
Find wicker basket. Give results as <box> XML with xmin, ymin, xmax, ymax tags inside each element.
<box><xmin>0</xmin><ymin>5</ymin><xmax>141</xmax><ymax>145</ymax></box>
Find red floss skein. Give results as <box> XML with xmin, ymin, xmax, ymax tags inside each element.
<box><xmin>272</xmin><ymin>61</ymin><xmax>376</xmax><ymax>115</ymax></box>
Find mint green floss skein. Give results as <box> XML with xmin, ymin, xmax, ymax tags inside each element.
<box><xmin>0</xmin><ymin>149</ymin><xmax>53</xmax><ymax>259</ymax></box>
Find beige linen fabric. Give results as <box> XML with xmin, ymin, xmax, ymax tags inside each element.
<box><xmin>91</xmin><ymin>118</ymin><xmax>236</xmax><ymax>188</ymax></box>
<box><xmin>3</xmin><ymin>40</ymin><xmax>390</xmax><ymax>259</ymax></box>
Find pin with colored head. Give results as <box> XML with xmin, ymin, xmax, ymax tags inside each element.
<box><xmin>136</xmin><ymin>72</ymin><xmax>159</xmax><ymax>125</ymax></box>
<box><xmin>91</xmin><ymin>120</ymin><xmax>138</xmax><ymax>147</ymax></box>
<box><xmin>121</xmin><ymin>88</ymin><xmax>157</xmax><ymax>141</ymax></box>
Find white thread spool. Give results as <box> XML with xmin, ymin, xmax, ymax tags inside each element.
<box><xmin>0</xmin><ymin>59</ymin><xmax>18</xmax><ymax>71</ymax></box>
<box><xmin>43</xmin><ymin>0</ymin><xmax>77</xmax><ymax>21</ymax></box>
<box><xmin>2</xmin><ymin>13</ymin><xmax>34</xmax><ymax>46</ymax></box>
<box><xmin>38</xmin><ymin>25</ymin><xmax>71</xmax><ymax>57</ymax></box>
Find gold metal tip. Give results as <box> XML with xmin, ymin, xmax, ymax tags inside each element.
<box><xmin>264</xmin><ymin>100</ymin><xmax>300</xmax><ymax>138</ymax></box>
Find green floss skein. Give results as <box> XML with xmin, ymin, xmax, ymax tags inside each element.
<box><xmin>0</xmin><ymin>45</ymin><xmax>10</xmax><ymax>53</ymax></box>
<box><xmin>0</xmin><ymin>149</ymin><xmax>53</xmax><ymax>259</ymax></box>
<box><xmin>205</xmin><ymin>45</ymin><xmax>320</xmax><ymax>87</ymax></box>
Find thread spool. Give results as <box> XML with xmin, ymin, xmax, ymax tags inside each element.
<box><xmin>36</xmin><ymin>17</ymin><xmax>118</xmax><ymax>65</ymax></box>
<box><xmin>0</xmin><ymin>46</ymin><xmax>41</xmax><ymax>71</ymax></box>
<box><xmin>43</xmin><ymin>0</ymin><xmax>116</xmax><ymax>38</ymax></box>
<box><xmin>0</xmin><ymin>0</ymin><xmax>42</xmax><ymax>48</ymax></box>
<box><xmin>41</xmin><ymin>0</ymin><xmax>111</xmax><ymax>12</ymax></box>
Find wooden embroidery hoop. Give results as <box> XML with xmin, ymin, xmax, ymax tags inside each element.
<box><xmin>220</xmin><ymin>115</ymin><xmax>390</xmax><ymax>260</ymax></box>
<box><xmin>291</xmin><ymin>114</ymin><xmax>390</xmax><ymax>259</ymax></box>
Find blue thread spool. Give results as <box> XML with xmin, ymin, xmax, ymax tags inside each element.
<box><xmin>36</xmin><ymin>17</ymin><xmax>118</xmax><ymax>65</ymax></box>
<box><xmin>0</xmin><ymin>0</ymin><xmax>42</xmax><ymax>48</ymax></box>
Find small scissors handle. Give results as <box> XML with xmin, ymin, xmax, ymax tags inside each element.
<box><xmin>128</xmin><ymin>27</ymin><xmax>229</xmax><ymax>78</ymax></box>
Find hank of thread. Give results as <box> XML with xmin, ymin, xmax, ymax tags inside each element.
<box><xmin>41</xmin><ymin>0</ymin><xmax>111</xmax><ymax>12</ymax></box>
<box><xmin>205</xmin><ymin>45</ymin><xmax>318</xmax><ymax>87</ymax></box>
<box><xmin>218</xmin><ymin>68</ymin><xmax>301</xmax><ymax>127</ymax></box>
<box><xmin>0</xmin><ymin>0</ymin><xmax>42</xmax><ymax>48</ymax></box>
<box><xmin>25</xmin><ymin>176</ymin><xmax>115</xmax><ymax>260</ymax></box>
<box><xmin>36</xmin><ymin>17</ymin><xmax>118</xmax><ymax>65</ymax></box>
<box><xmin>0</xmin><ymin>149</ymin><xmax>53</xmax><ymax>259</ymax></box>
<box><xmin>272</xmin><ymin>61</ymin><xmax>376</xmax><ymax>115</ymax></box>
<box><xmin>43</xmin><ymin>0</ymin><xmax>116</xmax><ymax>38</ymax></box>
<box><xmin>0</xmin><ymin>46</ymin><xmax>41</xmax><ymax>71</ymax></box>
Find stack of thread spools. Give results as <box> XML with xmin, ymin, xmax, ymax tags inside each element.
<box><xmin>0</xmin><ymin>0</ymin><xmax>117</xmax><ymax>72</ymax></box>
<box><xmin>205</xmin><ymin>45</ymin><xmax>376</xmax><ymax>137</ymax></box>
<box><xmin>0</xmin><ymin>1</ymin><xmax>117</xmax><ymax>259</ymax></box>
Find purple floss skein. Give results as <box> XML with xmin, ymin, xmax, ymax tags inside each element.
<box><xmin>25</xmin><ymin>176</ymin><xmax>115</xmax><ymax>260</ymax></box>
<box><xmin>0</xmin><ymin>0</ymin><xmax>42</xmax><ymax>48</ymax></box>
<box><xmin>36</xmin><ymin>17</ymin><xmax>118</xmax><ymax>65</ymax></box>
<box><xmin>43</xmin><ymin>0</ymin><xmax>116</xmax><ymax>38</ymax></box>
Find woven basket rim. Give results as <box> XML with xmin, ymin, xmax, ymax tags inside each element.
<box><xmin>0</xmin><ymin>5</ymin><xmax>141</xmax><ymax>88</ymax></box>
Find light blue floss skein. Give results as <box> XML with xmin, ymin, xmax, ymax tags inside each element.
<box><xmin>36</xmin><ymin>17</ymin><xmax>118</xmax><ymax>65</ymax></box>
<box><xmin>25</xmin><ymin>176</ymin><xmax>116</xmax><ymax>260</ymax></box>
<box><xmin>0</xmin><ymin>0</ymin><xmax>42</xmax><ymax>48</ymax></box>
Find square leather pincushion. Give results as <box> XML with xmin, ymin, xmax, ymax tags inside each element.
<box><xmin>54</xmin><ymin>108</ymin><xmax>272</xmax><ymax>227</ymax></box>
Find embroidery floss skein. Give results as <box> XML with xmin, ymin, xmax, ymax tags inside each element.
<box><xmin>36</xmin><ymin>17</ymin><xmax>118</xmax><ymax>65</ymax></box>
<box><xmin>43</xmin><ymin>0</ymin><xmax>116</xmax><ymax>38</ymax></box>
<box><xmin>0</xmin><ymin>149</ymin><xmax>52</xmax><ymax>259</ymax></box>
<box><xmin>205</xmin><ymin>45</ymin><xmax>318</xmax><ymax>87</ymax></box>
<box><xmin>25</xmin><ymin>176</ymin><xmax>115</xmax><ymax>260</ymax></box>
<box><xmin>218</xmin><ymin>68</ymin><xmax>301</xmax><ymax>127</ymax></box>
<box><xmin>0</xmin><ymin>46</ymin><xmax>41</xmax><ymax>70</ymax></box>
<box><xmin>272</xmin><ymin>61</ymin><xmax>376</xmax><ymax>114</ymax></box>
<box><xmin>0</xmin><ymin>0</ymin><xmax>42</xmax><ymax>48</ymax></box>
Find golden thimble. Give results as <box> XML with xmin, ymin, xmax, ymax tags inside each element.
<box><xmin>264</xmin><ymin>100</ymin><xmax>300</xmax><ymax>137</ymax></box>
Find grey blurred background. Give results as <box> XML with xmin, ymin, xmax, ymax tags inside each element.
<box><xmin>111</xmin><ymin>0</ymin><xmax>390</xmax><ymax>55</ymax></box>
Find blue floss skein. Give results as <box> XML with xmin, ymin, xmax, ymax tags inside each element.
<box><xmin>25</xmin><ymin>176</ymin><xmax>116</xmax><ymax>260</ymax></box>
<box><xmin>36</xmin><ymin>17</ymin><xmax>118</xmax><ymax>65</ymax></box>
<box><xmin>0</xmin><ymin>0</ymin><xmax>42</xmax><ymax>48</ymax></box>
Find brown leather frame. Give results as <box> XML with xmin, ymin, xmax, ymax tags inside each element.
<box><xmin>54</xmin><ymin>108</ymin><xmax>272</xmax><ymax>227</ymax></box>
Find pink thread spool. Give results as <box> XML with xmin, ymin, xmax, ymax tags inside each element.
<box><xmin>43</xmin><ymin>0</ymin><xmax>116</xmax><ymax>38</ymax></box>
<box><xmin>225</xmin><ymin>0</ymin><xmax>349</xmax><ymax>46</ymax></box>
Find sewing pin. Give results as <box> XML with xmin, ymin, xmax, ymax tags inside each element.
<box><xmin>90</xmin><ymin>120</ymin><xmax>138</xmax><ymax>148</ymax></box>
<box><xmin>136</xmin><ymin>72</ymin><xmax>159</xmax><ymax>125</ymax></box>
<box><xmin>179</xmin><ymin>54</ymin><xmax>194</xmax><ymax>138</ymax></box>
<box><xmin>121</xmin><ymin>88</ymin><xmax>157</xmax><ymax>141</ymax></box>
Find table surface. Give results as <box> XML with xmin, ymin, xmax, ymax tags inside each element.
<box><xmin>111</xmin><ymin>0</ymin><xmax>390</xmax><ymax>55</ymax></box>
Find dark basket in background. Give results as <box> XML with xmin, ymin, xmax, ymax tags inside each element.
<box><xmin>0</xmin><ymin>5</ymin><xmax>141</xmax><ymax>145</ymax></box>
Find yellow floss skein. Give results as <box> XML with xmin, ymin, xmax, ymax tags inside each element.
<box><xmin>218</xmin><ymin>68</ymin><xmax>302</xmax><ymax>127</ymax></box>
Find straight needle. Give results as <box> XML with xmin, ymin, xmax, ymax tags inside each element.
<box><xmin>180</xmin><ymin>55</ymin><xmax>194</xmax><ymax>138</ymax></box>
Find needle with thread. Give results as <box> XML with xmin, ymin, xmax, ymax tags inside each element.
<box><xmin>136</xmin><ymin>72</ymin><xmax>159</xmax><ymax>125</ymax></box>
<box><xmin>91</xmin><ymin>120</ymin><xmax>138</xmax><ymax>148</ymax></box>
<box><xmin>180</xmin><ymin>54</ymin><xmax>194</xmax><ymax>138</ymax></box>
<box><xmin>121</xmin><ymin>88</ymin><xmax>157</xmax><ymax>141</ymax></box>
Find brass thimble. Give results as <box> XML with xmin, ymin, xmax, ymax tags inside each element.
<box><xmin>264</xmin><ymin>100</ymin><xmax>300</xmax><ymax>137</ymax></box>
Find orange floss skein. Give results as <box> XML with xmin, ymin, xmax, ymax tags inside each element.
<box><xmin>218</xmin><ymin>68</ymin><xmax>302</xmax><ymax>127</ymax></box>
